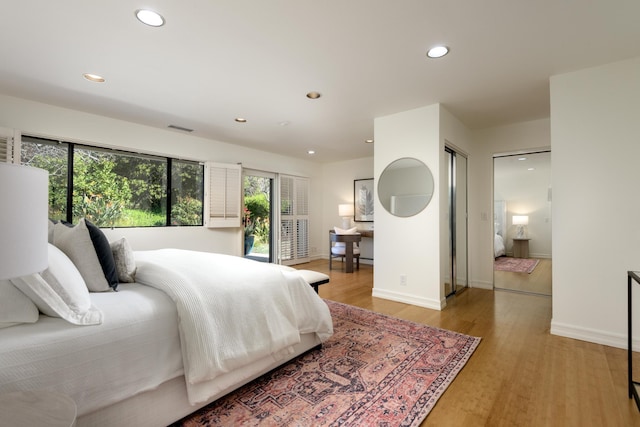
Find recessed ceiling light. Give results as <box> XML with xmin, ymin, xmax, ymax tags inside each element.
<box><xmin>135</xmin><ymin>9</ymin><xmax>165</xmax><ymax>27</ymax></box>
<box><xmin>306</xmin><ymin>91</ymin><xmax>321</xmax><ymax>99</ymax></box>
<box><xmin>528</xmin><ymin>168</ymin><xmax>535</xmax><ymax>171</ymax></box>
<box><xmin>235</xmin><ymin>118</ymin><xmax>247</xmax><ymax>123</ymax></box>
<box><xmin>307</xmin><ymin>150</ymin><xmax>316</xmax><ymax>155</ymax></box>
<box><xmin>426</xmin><ymin>46</ymin><xmax>449</xmax><ymax>58</ymax></box>
<box><xmin>278</xmin><ymin>121</ymin><xmax>290</xmax><ymax>127</ymax></box>
<box><xmin>365</xmin><ymin>139</ymin><xmax>374</xmax><ymax>144</ymax></box>
<box><xmin>518</xmin><ymin>157</ymin><xmax>527</xmax><ymax>161</ymax></box>
<box><xmin>83</xmin><ymin>73</ymin><xmax>105</xmax><ymax>83</ymax></box>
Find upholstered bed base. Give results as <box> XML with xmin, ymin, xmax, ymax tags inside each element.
<box><xmin>77</xmin><ymin>333</ymin><xmax>322</xmax><ymax>427</ymax></box>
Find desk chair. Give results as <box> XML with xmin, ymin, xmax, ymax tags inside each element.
<box><xmin>329</xmin><ymin>229</ymin><xmax>361</xmax><ymax>272</ymax></box>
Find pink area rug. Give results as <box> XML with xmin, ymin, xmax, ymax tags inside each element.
<box><xmin>494</xmin><ymin>256</ymin><xmax>539</xmax><ymax>273</ymax></box>
<box><xmin>175</xmin><ymin>300</ymin><xmax>481</xmax><ymax>427</ymax></box>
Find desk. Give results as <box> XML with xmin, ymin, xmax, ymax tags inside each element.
<box><xmin>359</xmin><ymin>230</ymin><xmax>374</xmax><ymax>239</ymax></box>
<box><xmin>329</xmin><ymin>231</ymin><xmax>362</xmax><ymax>273</ymax></box>
<box><xmin>628</xmin><ymin>271</ymin><xmax>640</xmax><ymax>411</ymax></box>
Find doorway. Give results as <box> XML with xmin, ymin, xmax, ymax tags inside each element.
<box><xmin>243</xmin><ymin>170</ymin><xmax>274</xmax><ymax>263</ymax></box>
<box><xmin>444</xmin><ymin>147</ymin><xmax>468</xmax><ymax>297</ymax></box>
<box><xmin>493</xmin><ymin>151</ymin><xmax>552</xmax><ymax>295</ymax></box>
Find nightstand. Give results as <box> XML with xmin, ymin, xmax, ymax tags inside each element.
<box><xmin>0</xmin><ymin>391</ymin><xmax>76</xmax><ymax>427</ymax></box>
<box><xmin>513</xmin><ymin>238</ymin><xmax>530</xmax><ymax>258</ymax></box>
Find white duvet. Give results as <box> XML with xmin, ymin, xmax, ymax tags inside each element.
<box><xmin>134</xmin><ymin>249</ymin><xmax>333</xmax><ymax>404</ymax></box>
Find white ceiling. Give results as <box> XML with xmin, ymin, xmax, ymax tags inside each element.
<box><xmin>1</xmin><ymin>1</ymin><xmax>639</xmax><ymax>163</ymax></box>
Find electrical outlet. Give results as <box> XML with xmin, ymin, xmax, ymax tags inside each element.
<box><xmin>400</xmin><ymin>274</ymin><xmax>407</xmax><ymax>286</ymax></box>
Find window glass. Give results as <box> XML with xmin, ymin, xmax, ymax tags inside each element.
<box><xmin>74</xmin><ymin>146</ymin><xmax>167</xmax><ymax>227</ymax></box>
<box><xmin>20</xmin><ymin>136</ymin><xmax>203</xmax><ymax>227</ymax></box>
<box><xmin>21</xmin><ymin>137</ymin><xmax>69</xmax><ymax>221</ymax></box>
<box><xmin>171</xmin><ymin>160</ymin><xmax>203</xmax><ymax>225</ymax></box>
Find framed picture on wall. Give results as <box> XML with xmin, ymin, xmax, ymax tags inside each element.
<box><xmin>354</xmin><ymin>178</ymin><xmax>374</xmax><ymax>222</ymax></box>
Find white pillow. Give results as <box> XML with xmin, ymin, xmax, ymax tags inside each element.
<box><xmin>110</xmin><ymin>237</ymin><xmax>137</xmax><ymax>283</ymax></box>
<box><xmin>53</xmin><ymin>219</ymin><xmax>111</xmax><ymax>292</ymax></box>
<box><xmin>334</xmin><ymin>226</ymin><xmax>358</xmax><ymax>235</ymax></box>
<box><xmin>333</xmin><ymin>226</ymin><xmax>359</xmax><ymax>248</ymax></box>
<box><xmin>0</xmin><ymin>279</ymin><xmax>39</xmax><ymax>328</ymax></box>
<box><xmin>10</xmin><ymin>244</ymin><xmax>103</xmax><ymax>326</ymax></box>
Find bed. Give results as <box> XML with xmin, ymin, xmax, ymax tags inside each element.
<box><xmin>494</xmin><ymin>232</ymin><xmax>506</xmax><ymax>258</ymax></box>
<box><xmin>0</xmin><ymin>220</ymin><xmax>333</xmax><ymax>427</ymax></box>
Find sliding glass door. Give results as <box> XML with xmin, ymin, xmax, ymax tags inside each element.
<box><xmin>243</xmin><ymin>170</ymin><xmax>274</xmax><ymax>263</ymax></box>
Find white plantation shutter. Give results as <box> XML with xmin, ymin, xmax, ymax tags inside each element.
<box><xmin>0</xmin><ymin>128</ymin><xmax>16</xmax><ymax>163</ymax></box>
<box><xmin>204</xmin><ymin>162</ymin><xmax>241</xmax><ymax>228</ymax></box>
<box><xmin>280</xmin><ymin>175</ymin><xmax>309</xmax><ymax>265</ymax></box>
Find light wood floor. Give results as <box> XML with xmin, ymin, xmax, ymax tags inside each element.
<box><xmin>494</xmin><ymin>257</ymin><xmax>552</xmax><ymax>295</ymax></box>
<box><xmin>296</xmin><ymin>259</ymin><xmax>640</xmax><ymax>427</ymax></box>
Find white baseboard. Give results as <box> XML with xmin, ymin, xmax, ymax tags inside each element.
<box><xmin>530</xmin><ymin>253</ymin><xmax>552</xmax><ymax>259</ymax></box>
<box><xmin>470</xmin><ymin>280</ymin><xmax>493</xmax><ymax>290</ymax></box>
<box><xmin>372</xmin><ymin>288</ymin><xmax>444</xmax><ymax>310</ymax></box>
<box><xmin>550</xmin><ymin>319</ymin><xmax>637</xmax><ymax>350</ymax></box>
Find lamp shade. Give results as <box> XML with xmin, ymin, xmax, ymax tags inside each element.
<box><xmin>0</xmin><ymin>163</ymin><xmax>49</xmax><ymax>280</ymax></box>
<box><xmin>338</xmin><ymin>203</ymin><xmax>354</xmax><ymax>217</ymax></box>
<box><xmin>512</xmin><ymin>215</ymin><xmax>529</xmax><ymax>225</ymax></box>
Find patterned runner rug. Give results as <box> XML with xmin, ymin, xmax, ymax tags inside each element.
<box><xmin>175</xmin><ymin>300</ymin><xmax>481</xmax><ymax>426</ymax></box>
<box><xmin>494</xmin><ymin>256</ymin><xmax>539</xmax><ymax>273</ymax></box>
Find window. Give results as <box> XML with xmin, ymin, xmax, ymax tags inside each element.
<box><xmin>20</xmin><ymin>136</ymin><xmax>204</xmax><ymax>227</ymax></box>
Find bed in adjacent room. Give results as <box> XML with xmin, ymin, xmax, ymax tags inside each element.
<box><xmin>0</xmin><ymin>219</ymin><xmax>333</xmax><ymax>427</ymax></box>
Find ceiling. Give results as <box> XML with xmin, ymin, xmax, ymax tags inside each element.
<box><xmin>1</xmin><ymin>1</ymin><xmax>639</xmax><ymax>163</ymax></box>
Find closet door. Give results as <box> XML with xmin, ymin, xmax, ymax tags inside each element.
<box><xmin>445</xmin><ymin>147</ymin><xmax>468</xmax><ymax>297</ymax></box>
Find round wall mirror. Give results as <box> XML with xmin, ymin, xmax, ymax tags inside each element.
<box><xmin>377</xmin><ymin>157</ymin><xmax>434</xmax><ymax>217</ymax></box>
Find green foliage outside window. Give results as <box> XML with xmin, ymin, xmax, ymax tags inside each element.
<box><xmin>244</xmin><ymin>193</ymin><xmax>269</xmax><ymax>240</ymax></box>
<box><xmin>20</xmin><ymin>136</ymin><xmax>203</xmax><ymax>227</ymax></box>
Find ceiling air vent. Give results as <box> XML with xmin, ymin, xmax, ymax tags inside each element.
<box><xmin>168</xmin><ymin>124</ymin><xmax>194</xmax><ymax>133</ymax></box>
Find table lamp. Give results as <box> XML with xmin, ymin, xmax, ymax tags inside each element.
<box><xmin>0</xmin><ymin>163</ymin><xmax>49</xmax><ymax>280</ymax></box>
<box><xmin>338</xmin><ymin>203</ymin><xmax>354</xmax><ymax>230</ymax></box>
<box><xmin>512</xmin><ymin>215</ymin><xmax>529</xmax><ymax>239</ymax></box>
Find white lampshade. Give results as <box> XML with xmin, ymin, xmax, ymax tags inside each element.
<box><xmin>512</xmin><ymin>215</ymin><xmax>529</xmax><ymax>225</ymax></box>
<box><xmin>0</xmin><ymin>163</ymin><xmax>49</xmax><ymax>280</ymax></box>
<box><xmin>338</xmin><ymin>203</ymin><xmax>354</xmax><ymax>217</ymax></box>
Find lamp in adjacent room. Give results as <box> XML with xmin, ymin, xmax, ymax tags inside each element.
<box><xmin>0</xmin><ymin>163</ymin><xmax>49</xmax><ymax>280</ymax></box>
<box><xmin>338</xmin><ymin>203</ymin><xmax>354</xmax><ymax>230</ymax></box>
<box><xmin>512</xmin><ymin>215</ymin><xmax>529</xmax><ymax>239</ymax></box>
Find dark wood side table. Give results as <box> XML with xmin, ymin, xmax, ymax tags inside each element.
<box><xmin>628</xmin><ymin>271</ymin><xmax>640</xmax><ymax>411</ymax></box>
<box><xmin>513</xmin><ymin>238</ymin><xmax>530</xmax><ymax>258</ymax></box>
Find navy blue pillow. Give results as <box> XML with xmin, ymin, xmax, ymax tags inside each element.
<box><xmin>84</xmin><ymin>219</ymin><xmax>119</xmax><ymax>291</ymax></box>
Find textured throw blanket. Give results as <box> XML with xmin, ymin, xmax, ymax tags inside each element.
<box><xmin>134</xmin><ymin>249</ymin><xmax>333</xmax><ymax>403</ymax></box>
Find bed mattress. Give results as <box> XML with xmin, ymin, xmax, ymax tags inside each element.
<box><xmin>0</xmin><ymin>283</ymin><xmax>183</xmax><ymax>417</ymax></box>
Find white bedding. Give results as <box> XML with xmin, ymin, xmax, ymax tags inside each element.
<box><xmin>494</xmin><ymin>233</ymin><xmax>506</xmax><ymax>258</ymax></box>
<box><xmin>134</xmin><ymin>249</ymin><xmax>333</xmax><ymax>404</ymax></box>
<box><xmin>0</xmin><ymin>284</ymin><xmax>183</xmax><ymax>417</ymax></box>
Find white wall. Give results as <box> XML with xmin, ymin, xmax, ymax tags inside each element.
<box><xmin>0</xmin><ymin>94</ymin><xmax>323</xmax><ymax>257</ymax></box>
<box><xmin>373</xmin><ymin>105</ymin><xmax>441</xmax><ymax>308</ymax></box>
<box><xmin>550</xmin><ymin>56</ymin><xmax>640</xmax><ymax>349</ymax></box>
<box><xmin>320</xmin><ymin>157</ymin><xmax>374</xmax><ymax>261</ymax></box>
<box><xmin>439</xmin><ymin>107</ymin><xmax>473</xmax><ymax>297</ymax></box>
<box><xmin>469</xmin><ymin>119</ymin><xmax>551</xmax><ymax>289</ymax></box>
